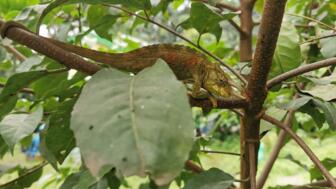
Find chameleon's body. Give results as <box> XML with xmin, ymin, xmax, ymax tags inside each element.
<box><xmin>49</xmin><ymin>40</ymin><xmax>234</xmax><ymax>99</ymax></box>
<box><xmin>1</xmin><ymin>21</ymin><xmax>236</xmax><ymax>102</ymax></box>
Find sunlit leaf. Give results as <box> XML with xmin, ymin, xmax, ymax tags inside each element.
<box><xmin>183</xmin><ymin>168</ymin><xmax>234</xmax><ymax>189</ymax></box>
<box><xmin>0</xmin><ymin>106</ymin><xmax>43</xmax><ymax>151</ymax></box>
<box><xmin>270</xmin><ymin>22</ymin><xmax>301</xmax><ymax>78</ymax></box>
<box><xmin>181</xmin><ymin>2</ymin><xmax>237</xmax><ymax>41</ymax></box>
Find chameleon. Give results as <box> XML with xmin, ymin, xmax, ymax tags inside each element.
<box><xmin>1</xmin><ymin>21</ymin><xmax>239</xmax><ymax>106</ymax></box>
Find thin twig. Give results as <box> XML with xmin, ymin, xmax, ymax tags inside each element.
<box><xmin>0</xmin><ymin>162</ymin><xmax>48</xmax><ymax>188</ymax></box>
<box><xmin>185</xmin><ymin>160</ymin><xmax>203</xmax><ymax>173</ymax></box>
<box><xmin>201</xmin><ymin>149</ymin><xmax>241</xmax><ymax>156</ymax></box>
<box><xmin>1</xmin><ymin>44</ymin><xmax>26</xmax><ymax>61</ymax></box>
<box><xmin>256</xmin><ymin>110</ymin><xmax>295</xmax><ymax>189</ymax></box>
<box><xmin>105</xmin><ymin>4</ymin><xmax>247</xmax><ymax>84</ymax></box>
<box><xmin>286</xmin><ymin>13</ymin><xmax>336</xmax><ymax>31</ymax></box>
<box><xmin>262</xmin><ymin>114</ymin><xmax>336</xmax><ymax>187</ymax></box>
<box><xmin>248</xmin><ymin>143</ymin><xmax>257</xmax><ymax>189</ymax></box>
<box><xmin>267</xmin><ymin>57</ymin><xmax>336</xmax><ymax>88</ymax></box>
<box><xmin>229</xmin><ymin>19</ymin><xmax>244</xmax><ymax>34</ymax></box>
<box><xmin>197</xmin><ymin>0</ymin><xmax>240</xmax><ymax>12</ymax></box>
<box><xmin>0</xmin><ymin>83</ymin><xmax>34</xmax><ymax>94</ymax></box>
<box><xmin>301</xmin><ymin>33</ymin><xmax>336</xmax><ymax>44</ymax></box>
<box><xmin>293</xmin><ymin>178</ymin><xmax>336</xmax><ymax>189</ymax></box>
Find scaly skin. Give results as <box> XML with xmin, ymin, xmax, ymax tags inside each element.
<box><xmin>1</xmin><ymin>21</ymin><xmax>236</xmax><ymax>103</ymax></box>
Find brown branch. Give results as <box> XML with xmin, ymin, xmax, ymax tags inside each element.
<box><xmin>262</xmin><ymin>114</ymin><xmax>336</xmax><ymax>187</ymax></box>
<box><xmin>302</xmin><ymin>33</ymin><xmax>336</xmax><ymax>44</ymax></box>
<box><xmin>201</xmin><ymin>150</ymin><xmax>241</xmax><ymax>156</ymax></box>
<box><xmin>185</xmin><ymin>160</ymin><xmax>203</xmax><ymax>173</ymax></box>
<box><xmin>293</xmin><ymin>179</ymin><xmax>336</xmax><ymax>189</ymax></box>
<box><xmin>1</xmin><ymin>44</ymin><xmax>26</xmax><ymax>61</ymax></box>
<box><xmin>239</xmin><ymin>1</ymin><xmax>286</xmax><ymax>188</ymax></box>
<box><xmin>256</xmin><ymin>110</ymin><xmax>295</xmax><ymax>189</ymax></box>
<box><xmin>248</xmin><ymin>143</ymin><xmax>257</xmax><ymax>189</ymax></box>
<box><xmin>0</xmin><ymin>19</ymin><xmax>101</xmax><ymax>75</ymax></box>
<box><xmin>267</xmin><ymin>57</ymin><xmax>336</xmax><ymax>89</ymax></box>
<box><xmin>0</xmin><ymin>83</ymin><xmax>34</xmax><ymax>94</ymax></box>
<box><xmin>0</xmin><ymin>162</ymin><xmax>47</xmax><ymax>188</ymax></box>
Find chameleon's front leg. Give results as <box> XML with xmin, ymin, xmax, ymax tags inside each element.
<box><xmin>191</xmin><ymin>75</ymin><xmax>218</xmax><ymax>108</ymax></box>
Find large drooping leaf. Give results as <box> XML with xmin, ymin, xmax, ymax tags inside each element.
<box><xmin>303</xmin><ymin>84</ymin><xmax>336</xmax><ymax>101</ymax></box>
<box><xmin>320</xmin><ymin>31</ymin><xmax>336</xmax><ymax>58</ymax></box>
<box><xmin>37</xmin><ymin>0</ymin><xmax>151</xmax><ymax>33</ymax></box>
<box><xmin>44</xmin><ymin>98</ymin><xmax>77</xmax><ymax>164</ymax></box>
<box><xmin>312</xmin><ymin>99</ymin><xmax>336</xmax><ymax>130</ymax></box>
<box><xmin>277</xmin><ymin>96</ymin><xmax>312</xmax><ymax>110</ymax></box>
<box><xmin>183</xmin><ymin>168</ymin><xmax>234</xmax><ymax>189</ymax></box>
<box><xmin>309</xmin><ymin>158</ymin><xmax>336</xmax><ymax>181</ymax></box>
<box><xmin>71</xmin><ymin>59</ymin><xmax>194</xmax><ymax>185</ymax></box>
<box><xmin>87</xmin><ymin>5</ymin><xmax>120</xmax><ymax>40</ymax></box>
<box><xmin>181</xmin><ymin>2</ymin><xmax>238</xmax><ymax>41</ymax></box>
<box><xmin>0</xmin><ymin>106</ymin><xmax>43</xmax><ymax>150</ymax></box>
<box><xmin>269</xmin><ymin>22</ymin><xmax>301</xmax><ymax>78</ymax></box>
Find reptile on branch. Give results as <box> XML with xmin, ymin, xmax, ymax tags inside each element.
<box><xmin>0</xmin><ymin>21</ymin><xmax>242</xmax><ymax>106</ymax></box>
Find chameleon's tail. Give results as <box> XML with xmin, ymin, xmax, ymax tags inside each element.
<box><xmin>43</xmin><ymin>37</ymin><xmax>133</xmax><ymax>70</ymax></box>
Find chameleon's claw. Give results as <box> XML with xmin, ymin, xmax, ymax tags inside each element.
<box><xmin>209</xmin><ymin>96</ymin><xmax>218</xmax><ymax>108</ymax></box>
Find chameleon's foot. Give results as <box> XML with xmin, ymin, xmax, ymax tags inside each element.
<box><xmin>209</xmin><ymin>96</ymin><xmax>218</xmax><ymax>108</ymax></box>
<box><xmin>1</xmin><ymin>21</ymin><xmax>27</xmax><ymax>39</ymax></box>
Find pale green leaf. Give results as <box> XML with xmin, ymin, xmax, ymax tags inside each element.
<box><xmin>304</xmin><ymin>84</ymin><xmax>336</xmax><ymax>101</ymax></box>
<box><xmin>183</xmin><ymin>168</ymin><xmax>234</xmax><ymax>189</ymax></box>
<box><xmin>0</xmin><ymin>106</ymin><xmax>43</xmax><ymax>150</ymax></box>
<box><xmin>270</xmin><ymin>23</ymin><xmax>301</xmax><ymax>78</ymax></box>
<box><xmin>71</xmin><ymin>59</ymin><xmax>194</xmax><ymax>185</ymax></box>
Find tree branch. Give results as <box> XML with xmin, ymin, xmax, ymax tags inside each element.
<box><xmin>198</xmin><ymin>0</ymin><xmax>240</xmax><ymax>12</ymax></box>
<box><xmin>0</xmin><ymin>162</ymin><xmax>47</xmax><ymax>188</ymax></box>
<box><xmin>287</xmin><ymin>13</ymin><xmax>336</xmax><ymax>31</ymax></box>
<box><xmin>267</xmin><ymin>57</ymin><xmax>336</xmax><ymax>89</ymax></box>
<box><xmin>262</xmin><ymin>114</ymin><xmax>336</xmax><ymax>187</ymax></box>
<box><xmin>240</xmin><ymin>1</ymin><xmax>287</xmax><ymax>188</ymax></box>
<box><xmin>302</xmin><ymin>33</ymin><xmax>336</xmax><ymax>44</ymax></box>
<box><xmin>0</xmin><ymin>19</ymin><xmax>101</xmax><ymax>75</ymax></box>
<box><xmin>293</xmin><ymin>179</ymin><xmax>336</xmax><ymax>189</ymax></box>
<box><xmin>0</xmin><ymin>83</ymin><xmax>34</xmax><ymax>94</ymax></box>
<box><xmin>256</xmin><ymin>110</ymin><xmax>295</xmax><ymax>189</ymax></box>
<box><xmin>201</xmin><ymin>149</ymin><xmax>241</xmax><ymax>156</ymax></box>
<box><xmin>1</xmin><ymin>44</ymin><xmax>26</xmax><ymax>61</ymax></box>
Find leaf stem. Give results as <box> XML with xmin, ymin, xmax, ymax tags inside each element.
<box><xmin>286</xmin><ymin>13</ymin><xmax>336</xmax><ymax>31</ymax></box>
<box><xmin>0</xmin><ymin>162</ymin><xmax>48</xmax><ymax>188</ymax></box>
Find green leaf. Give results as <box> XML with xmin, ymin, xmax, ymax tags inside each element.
<box><xmin>312</xmin><ymin>99</ymin><xmax>336</xmax><ymax>130</ymax></box>
<box><xmin>71</xmin><ymin>59</ymin><xmax>194</xmax><ymax>185</ymax></box>
<box><xmin>183</xmin><ymin>168</ymin><xmax>234</xmax><ymax>189</ymax></box>
<box><xmin>0</xmin><ymin>70</ymin><xmax>49</xmax><ymax>119</ymax></box>
<box><xmin>277</xmin><ymin>96</ymin><xmax>312</xmax><ymax>110</ymax></box>
<box><xmin>45</xmin><ymin>98</ymin><xmax>77</xmax><ymax>164</ymax></box>
<box><xmin>320</xmin><ymin>31</ymin><xmax>336</xmax><ymax>58</ymax></box>
<box><xmin>0</xmin><ymin>106</ymin><xmax>43</xmax><ymax>151</ymax></box>
<box><xmin>37</xmin><ymin>0</ymin><xmax>151</xmax><ymax>33</ymax></box>
<box><xmin>298</xmin><ymin>102</ymin><xmax>325</xmax><ymax>129</ymax></box>
<box><xmin>16</xmin><ymin>56</ymin><xmax>43</xmax><ymax>73</ymax></box>
<box><xmin>181</xmin><ymin>2</ymin><xmax>237</xmax><ymax>41</ymax></box>
<box><xmin>270</xmin><ymin>23</ymin><xmax>301</xmax><ymax>78</ymax></box>
<box><xmin>17</xmin><ymin>165</ymin><xmax>44</xmax><ymax>188</ymax></box>
<box><xmin>87</xmin><ymin>5</ymin><xmax>119</xmax><ymax>40</ymax></box>
<box><xmin>303</xmin><ymin>84</ymin><xmax>336</xmax><ymax>101</ymax></box>
<box><xmin>309</xmin><ymin>158</ymin><xmax>336</xmax><ymax>181</ymax></box>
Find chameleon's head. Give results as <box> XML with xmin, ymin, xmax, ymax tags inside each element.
<box><xmin>203</xmin><ymin>63</ymin><xmax>233</xmax><ymax>98</ymax></box>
